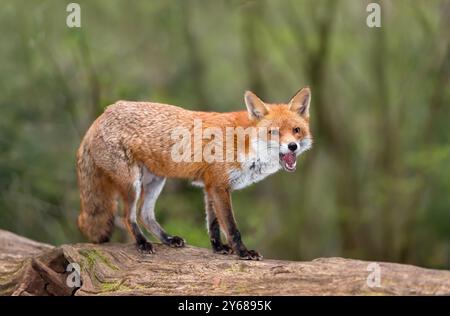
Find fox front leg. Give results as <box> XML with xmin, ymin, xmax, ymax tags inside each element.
<box><xmin>204</xmin><ymin>190</ymin><xmax>232</xmax><ymax>254</ymax></box>
<box><xmin>205</xmin><ymin>186</ymin><xmax>262</xmax><ymax>260</ymax></box>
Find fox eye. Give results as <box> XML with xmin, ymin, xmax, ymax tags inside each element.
<box><xmin>293</xmin><ymin>127</ymin><xmax>301</xmax><ymax>134</ymax></box>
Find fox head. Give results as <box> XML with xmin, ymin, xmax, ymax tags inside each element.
<box><xmin>244</xmin><ymin>87</ymin><xmax>313</xmax><ymax>172</ymax></box>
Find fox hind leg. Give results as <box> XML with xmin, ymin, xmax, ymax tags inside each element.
<box><xmin>121</xmin><ymin>167</ymin><xmax>154</xmax><ymax>254</ymax></box>
<box><xmin>140</xmin><ymin>168</ymin><xmax>185</xmax><ymax>248</ymax></box>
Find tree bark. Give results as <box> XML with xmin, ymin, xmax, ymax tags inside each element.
<box><xmin>0</xmin><ymin>229</ymin><xmax>449</xmax><ymax>296</ymax></box>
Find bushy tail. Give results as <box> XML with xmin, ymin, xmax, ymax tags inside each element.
<box><xmin>77</xmin><ymin>142</ymin><xmax>117</xmax><ymax>243</ymax></box>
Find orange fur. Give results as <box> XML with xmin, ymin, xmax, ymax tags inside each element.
<box><xmin>77</xmin><ymin>88</ymin><xmax>312</xmax><ymax>259</ymax></box>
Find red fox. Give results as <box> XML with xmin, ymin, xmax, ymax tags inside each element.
<box><xmin>77</xmin><ymin>87</ymin><xmax>312</xmax><ymax>260</ymax></box>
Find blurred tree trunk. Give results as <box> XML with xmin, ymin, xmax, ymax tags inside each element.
<box><xmin>241</xmin><ymin>1</ymin><xmax>266</xmax><ymax>96</ymax></box>
<box><xmin>402</xmin><ymin>2</ymin><xmax>450</xmax><ymax>264</ymax></box>
<box><xmin>78</xmin><ymin>32</ymin><xmax>102</xmax><ymax>125</ymax></box>
<box><xmin>372</xmin><ymin>13</ymin><xmax>402</xmax><ymax>262</ymax></box>
<box><xmin>180</xmin><ymin>2</ymin><xmax>208</xmax><ymax>108</ymax></box>
<box><xmin>425</xmin><ymin>2</ymin><xmax>450</xmax><ymax>139</ymax></box>
<box><xmin>292</xmin><ymin>0</ymin><xmax>363</xmax><ymax>255</ymax></box>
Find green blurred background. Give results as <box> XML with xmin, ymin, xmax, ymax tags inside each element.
<box><xmin>0</xmin><ymin>0</ymin><xmax>449</xmax><ymax>269</ymax></box>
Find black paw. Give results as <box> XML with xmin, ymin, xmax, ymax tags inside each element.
<box><xmin>166</xmin><ymin>236</ymin><xmax>185</xmax><ymax>248</ymax></box>
<box><xmin>213</xmin><ymin>244</ymin><xmax>233</xmax><ymax>255</ymax></box>
<box><xmin>136</xmin><ymin>241</ymin><xmax>154</xmax><ymax>254</ymax></box>
<box><xmin>238</xmin><ymin>249</ymin><xmax>262</xmax><ymax>261</ymax></box>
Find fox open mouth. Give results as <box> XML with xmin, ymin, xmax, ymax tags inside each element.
<box><xmin>279</xmin><ymin>152</ymin><xmax>297</xmax><ymax>172</ymax></box>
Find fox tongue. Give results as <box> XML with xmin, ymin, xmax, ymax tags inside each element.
<box><xmin>283</xmin><ymin>152</ymin><xmax>296</xmax><ymax>169</ymax></box>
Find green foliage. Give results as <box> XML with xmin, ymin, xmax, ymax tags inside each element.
<box><xmin>0</xmin><ymin>0</ymin><xmax>449</xmax><ymax>268</ymax></box>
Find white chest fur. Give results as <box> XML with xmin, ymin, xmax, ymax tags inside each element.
<box><xmin>228</xmin><ymin>156</ymin><xmax>281</xmax><ymax>190</ymax></box>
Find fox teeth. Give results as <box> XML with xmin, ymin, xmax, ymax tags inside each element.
<box><xmin>286</xmin><ymin>161</ymin><xmax>296</xmax><ymax>170</ymax></box>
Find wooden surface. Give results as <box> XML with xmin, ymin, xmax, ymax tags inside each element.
<box><xmin>0</xmin><ymin>229</ymin><xmax>449</xmax><ymax>296</ymax></box>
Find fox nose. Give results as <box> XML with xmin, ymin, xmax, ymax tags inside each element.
<box><xmin>288</xmin><ymin>142</ymin><xmax>298</xmax><ymax>152</ymax></box>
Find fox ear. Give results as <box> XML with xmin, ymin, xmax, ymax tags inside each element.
<box><xmin>244</xmin><ymin>90</ymin><xmax>268</xmax><ymax>120</ymax></box>
<box><xmin>288</xmin><ymin>87</ymin><xmax>311</xmax><ymax>118</ymax></box>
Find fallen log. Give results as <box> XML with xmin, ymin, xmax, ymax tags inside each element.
<box><xmin>0</xmin><ymin>229</ymin><xmax>449</xmax><ymax>295</ymax></box>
